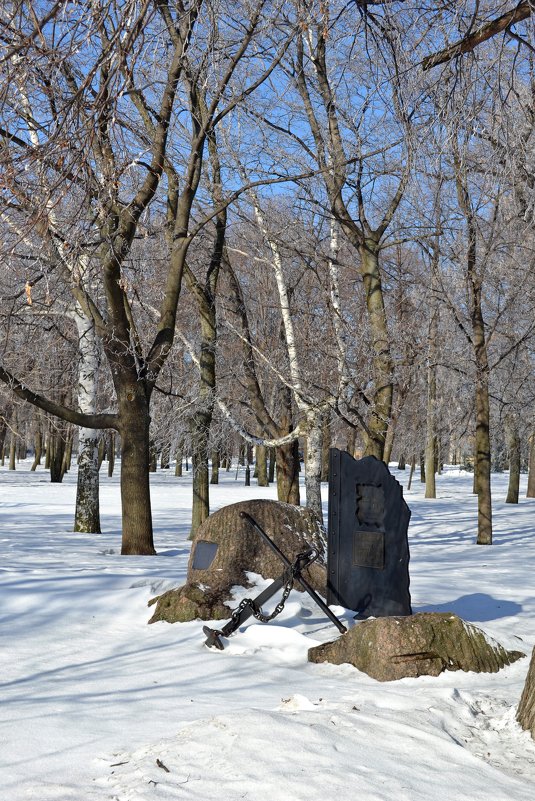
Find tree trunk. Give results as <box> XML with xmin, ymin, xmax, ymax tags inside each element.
<box><xmin>505</xmin><ymin>415</ymin><xmax>520</xmax><ymax>504</ymax></box>
<box><xmin>425</xmin><ymin>303</ymin><xmax>439</xmax><ymax>498</ymax></box>
<box><xmin>107</xmin><ymin>432</ymin><xmax>115</xmax><ymax>478</ymax></box>
<box><xmin>304</xmin><ymin>410</ymin><xmax>324</xmax><ymax>523</ymax></box>
<box><xmin>72</xmin><ymin>301</ymin><xmax>101</xmax><ymax>532</ymax></box>
<box><xmin>268</xmin><ymin>446</ymin><xmax>276</xmax><ymax>483</ymax></box>
<box><xmin>456</xmin><ymin>160</ymin><xmax>492</xmax><ymax>545</ymax></box>
<box><xmin>255</xmin><ymin>444</ymin><xmax>269</xmax><ymax>486</ymax></box>
<box><xmin>189</xmin><ymin>302</ymin><xmax>217</xmax><ymax>538</ymax></box>
<box><xmin>0</xmin><ymin>416</ymin><xmax>7</xmax><ymax>465</ymax></box>
<box><xmin>31</xmin><ymin>429</ymin><xmax>42</xmax><ymax>471</ymax></box>
<box><xmin>346</xmin><ymin>427</ymin><xmax>357</xmax><ymax>458</ymax></box>
<box><xmin>160</xmin><ymin>443</ymin><xmax>170</xmax><ymax>470</ymax></box>
<box><xmin>383</xmin><ymin>420</ymin><xmax>395</xmax><ymax>466</ymax></box>
<box><xmin>210</xmin><ymin>449</ymin><xmax>220</xmax><ymax>484</ymax></box>
<box><xmin>49</xmin><ymin>430</ymin><xmax>67</xmax><ymax>483</ymax></box>
<box><xmin>175</xmin><ymin>445</ymin><xmax>183</xmax><ymax>476</ymax></box>
<box><xmin>473</xmin><ymin>314</ymin><xmax>492</xmax><ymax>545</ymax></box>
<box><xmin>118</xmin><ymin>395</ymin><xmax>155</xmax><ymax>555</ymax></box>
<box><xmin>45</xmin><ymin>434</ymin><xmax>51</xmax><ymax>469</ymax></box>
<box><xmin>75</xmin><ymin>430</ymin><xmax>101</xmax><ymax>533</ymax></box>
<box><xmin>97</xmin><ymin>435</ymin><xmax>105</xmax><ymax>470</ymax></box>
<box><xmin>407</xmin><ymin>455</ymin><xmax>416</xmax><ymax>490</ymax></box>
<box><xmin>17</xmin><ymin>435</ymin><xmax>27</xmax><ymax>461</ymax></box>
<box><xmin>62</xmin><ymin>428</ymin><xmax>73</xmax><ymax>474</ymax></box>
<box><xmin>9</xmin><ymin>434</ymin><xmax>16</xmax><ymax>471</ymax></box>
<box><xmin>527</xmin><ymin>432</ymin><xmax>535</xmax><ymax>498</ymax></box>
<box><xmin>149</xmin><ymin>440</ymin><xmax>157</xmax><ymax>472</ymax></box>
<box><xmin>276</xmin><ymin>439</ymin><xmax>300</xmax><ymax>505</ymax></box>
<box><xmin>191</xmin><ymin>430</ymin><xmax>210</xmax><ymax>537</ymax></box>
<box><xmin>517</xmin><ymin>646</ymin><xmax>535</xmax><ymax>739</ymax></box>
<box><xmin>321</xmin><ymin>414</ymin><xmax>331</xmax><ymax>482</ymax></box>
<box><xmin>360</xmin><ymin>241</ymin><xmax>394</xmax><ymax>461</ymax></box>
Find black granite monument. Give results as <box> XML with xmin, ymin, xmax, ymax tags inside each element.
<box><xmin>327</xmin><ymin>449</ymin><xmax>412</xmax><ymax>617</ymax></box>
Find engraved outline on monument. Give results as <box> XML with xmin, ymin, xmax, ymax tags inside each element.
<box><xmin>353</xmin><ymin>482</ymin><xmax>385</xmax><ymax>570</ymax></box>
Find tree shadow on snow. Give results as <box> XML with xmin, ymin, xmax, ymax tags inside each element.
<box><xmin>414</xmin><ymin>593</ymin><xmax>522</xmax><ymax>622</ymax></box>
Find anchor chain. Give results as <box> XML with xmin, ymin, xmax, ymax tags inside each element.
<box><xmin>231</xmin><ymin>549</ymin><xmax>317</xmax><ymax>624</ymax></box>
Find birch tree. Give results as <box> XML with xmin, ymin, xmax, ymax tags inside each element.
<box><xmin>0</xmin><ymin>0</ymin><xmax>294</xmax><ymax>553</ymax></box>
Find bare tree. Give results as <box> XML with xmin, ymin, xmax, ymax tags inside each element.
<box><xmin>0</xmin><ymin>0</ymin><xmax>294</xmax><ymax>553</ymax></box>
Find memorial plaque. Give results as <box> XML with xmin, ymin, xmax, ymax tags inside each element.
<box><xmin>353</xmin><ymin>530</ymin><xmax>384</xmax><ymax>569</ymax></box>
<box><xmin>327</xmin><ymin>450</ymin><xmax>412</xmax><ymax>618</ymax></box>
<box><xmin>192</xmin><ymin>540</ymin><xmax>219</xmax><ymax>571</ymax></box>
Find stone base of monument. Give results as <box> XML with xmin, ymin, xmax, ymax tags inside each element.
<box><xmin>307</xmin><ymin>613</ymin><xmax>525</xmax><ymax>681</ymax></box>
<box><xmin>148</xmin><ymin>499</ymin><xmax>327</xmax><ymax>624</ymax></box>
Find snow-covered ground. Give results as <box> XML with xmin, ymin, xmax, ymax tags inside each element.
<box><xmin>1</xmin><ymin>460</ymin><xmax>534</xmax><ymax>800</ymax></box>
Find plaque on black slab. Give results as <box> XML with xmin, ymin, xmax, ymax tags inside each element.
<box><xmin>327</xmin><ymin>450</ymin><xmax>412</xmax><ymax>618</ymax></box>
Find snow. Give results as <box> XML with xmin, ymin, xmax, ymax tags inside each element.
<box><xmin>1</xmin><ymin>462</ymin><xmax>535</xmax><ymax>800</ymax></box>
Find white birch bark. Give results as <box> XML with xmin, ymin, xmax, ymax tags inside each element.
<box><xmin>249</xmin><ymin>192</ymin><xmax>329</xmax><ymax>518</ymax></box>
<box><xmin>19</xmin><ymin>81</ymin><xmax>102</xmax><ymax>530</ymax></box>
<box><xmin>249</xmin><ymin>196</ymin><xmax>305</xmax><ymax>406</ymax></box>
<box><xmin>304</xmin><ymin>407</ymin><xmax>325</xmax><ymax>522</ymax></box>
<box><xmin>72</xmin><ymin>302</ymin><xmax>101</xmax><ymax>532</ymax></box>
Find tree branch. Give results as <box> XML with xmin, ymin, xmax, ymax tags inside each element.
<box><xmin>422</xmin><ymin>2</ymin><xmax>533</xmax><ymax>70</ymax></box>
<box><xmin>0</xmin><ymin>365</ymin><xmax>117</xmax><ymax>429</ymax></box>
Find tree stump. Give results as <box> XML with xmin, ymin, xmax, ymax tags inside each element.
<box><xmin>148</xmin><ymin>499</ymin><xmax>326</xmax><ymax>624</ymax></box>
<box><xmin>517</xmin><ymin>646</ymin><xmax>535</xmax><ymax>738</ymax></box>
<box><xmin>308</xmin><ymin>613</ymin><xmax>524</xmax><ymax>682</ymax></box>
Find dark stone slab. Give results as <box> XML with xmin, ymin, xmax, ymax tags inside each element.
<box><xmin>327</xmin><ymin>450</ymin><xmax>412</xmax><ymax>617</ymax></box>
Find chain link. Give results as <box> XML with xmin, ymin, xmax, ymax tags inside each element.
<box><xmin>230</xmin><ymin>549</ymin><xmax>318</xmax><ymax>624</ymax></box>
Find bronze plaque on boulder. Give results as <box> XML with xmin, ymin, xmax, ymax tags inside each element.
<box><xmin>327</xmin><ymin>450</ymin><xmax>412</xmax><ymax>618</ymax></box>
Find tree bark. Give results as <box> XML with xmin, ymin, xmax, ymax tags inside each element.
<box><xmin>505</xmin><ymin>415</ymin><xmax>520</xmax><ymax>504</ymax></box>
<box><xmin>63</xmin><ymin>429</ymin><xmax>73</xmax><ymax>473</ymax></box>
<box><xmin>268</xmin><ymin>446</ymin><xmax>276</xmax><ymax>483</ymax></box>
<box><xmin>407</xmin><ymin>456</ymin><xmax>416</xmax><ymax>491</ymax></box>
<box><xmin>45</xmin><ymin>434</ymin><xmax>51</xmax><ymax>470</ymax></box>
<box><xmin>160</xmin><ymin>443</ymin><xmax>170</xmax><ymax>470</ymax></box>
<box><xmin>517</xmin><ymin>646</ymin><xmax>535</xmax><ymax>739</ymax></box>
<box><xmin>75</xmin><ymin>430</ymin><xmax>101</xmax><ymax>533</ymax></box>
<box><xmin>276</xmin><ymin>439</ymin><xmax>300</xmax><ymax>505</ymax></box>
<box><xmin>210</xmin><ymin>449</ymin><xmax>220</xmax><ymax>484</ymax></box>
<box><xmin>321</xmin><ymin>414</ymin><xmax>331</xmax><ymax>482</ymax></box>
<box><xmin>49</xmin><ymin>429</ymin><xmax>67</xmax><ymax>483</ymax></box>
<box><xmin>425</xmin><ymin>304</ymin><xmax>439</xmax><ymax>499</ymax></box>
<box><xmin>360</xmin><ymin>241</ymin><xmax>394</xmax><ymax>461</ymax></box>
<box><xmin>107</xmin><ymin>432</ymin><xmax>115</xmax><ymax>478</ymax></box>
<box><xmin>175</xmin><ymin>444</ymin><xmax>183</xmax><ymax>477</ymax></box>
<box><xmin>149</xmin><ymin>441</ymin><xmax>157</xmax><ymax>472</ymax></box>
<box><xmin>189</xmin><ymin>299</ymin><xmax>217</xmax><ymax>538</ymax></box>
<box><xmin>304</xmin><ymin>409</ymin><xmax>324</xmax><ymax>523</ymax></box>
<box><xmin>527</xmin><ymin>432</ymin><xmax>535</xmax><ymax>498</ymax></box>
<box><xmin>31</xmin><ymin>428</ymin><xmax>42</xmax><ymax>471</ymax></box>
<box><xmin>118</xmin><ymin>394</ymin><xmax>155</xmax><ymax>555</ymax></box>
<box><xmin>471</xmin><ymin>286</ymin><xmax>492</xmax><ymax>543</ymax></box>
<box><xmin>0</xmin><ymin>415</ymin><xmax>7</xmax><ymax>466</ymax></box>
<box><xmin>8</xmin><ymin>435</ymin><xmax>16</xmax><ymax>471</ymax></box>
<box><xmin>255</xmin><ymin>444</ymin><xmax>269</xmax><ymax>486</ymax></box>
